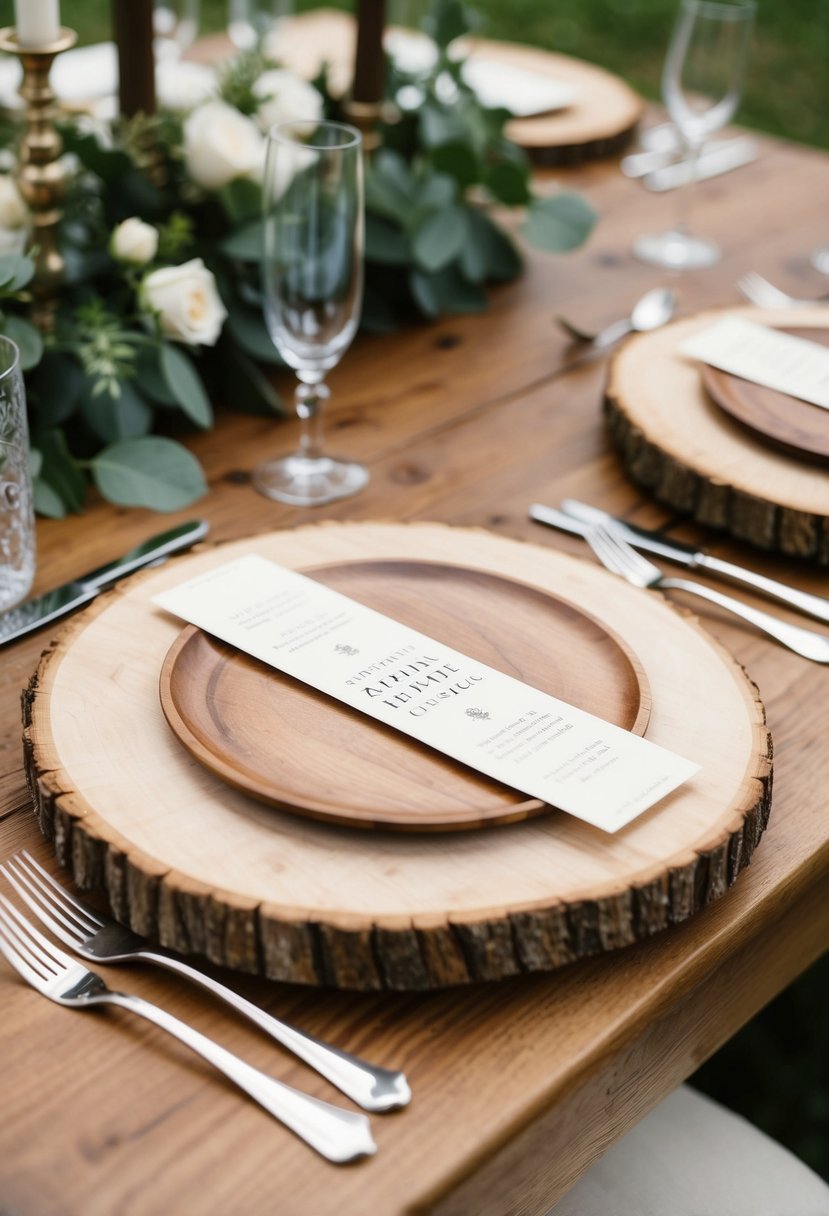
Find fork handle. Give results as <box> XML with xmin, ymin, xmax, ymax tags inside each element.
<box><xmin>659</xmin><ymin>577</ymin><xmax>829</xmax><ymax>662</ymax></box>
<box><xmin>137</xmin><ymin>949</ymin><xmax>410</xmax><ymax>1112</ymax></box>
<box><xmin>98</xmin><ymin>991</ymin><xmax>376</xmax><ymax>1162</ymax></box>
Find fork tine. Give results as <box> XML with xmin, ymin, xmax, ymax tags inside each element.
<box><xmin>0</xmin><ymin>914</ymin><xmax>50</xmax><ymax>987</ymax></box>
<box><xmin>19</xmin><ymin>851</ymin><xmax>105</xmax><ymax>930</ymax></box>
<box><xmin>0</xmin><ymin>895</ymin><xmax>62</xmax><ymax>979</ymax></box>
<box><xmin>1</xmin><ymin>859</ymin><xmax>87</xmax><ymax>948</ymax></box>
<box><xmin>0</xmin><ymin>892</ymin><xmax>77</xmax><ymax>971</ymax></box>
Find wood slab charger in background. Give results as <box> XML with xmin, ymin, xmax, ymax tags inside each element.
<box><xmin>605</xmin><ymin>307</ymin><xmax>829</xmax><ymax>566</ymax></box>
<box><xmin>248</xmin><ymin>9</ymin><xmax>644</xmax><ymax>164</ymax></box>
<box><xmin>700</xmin><ymin>327</ymin><xmax>829</xmax><ymax>463</ymax></box>
<box><xmin>23</xmin><ymin>523</ymin><xmax>771</xmax><ymax>991</ymax></box>
<box><xmin>160</xmin><ymin>559</ymin><xmax>650</xmax><ymax>832</ymax></box>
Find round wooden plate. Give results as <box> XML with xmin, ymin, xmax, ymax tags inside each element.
<box><xmin>700</xmin><ymin>327</ymin><xmax>829</xmax><ymax>463</ymax></box>
<box><xmin>159</xmin><ymin>559</ymin><xmax>650</xmax><ymax>833</ymax></box>
<box><xmin>23</xmin><ymin>523</ymin><xmax>772</xmax><ymax>990</ymax></box>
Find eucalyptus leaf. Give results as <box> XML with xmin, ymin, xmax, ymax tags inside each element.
<box><xmin>484</xmin><ymin>160</ymin><xmax>531</xmax><ymax>206</ymax></box>
<box><xmin>81</xmin><ymin>378</ymin><xmax>154</xmax><ymax>443</ymax></box>
<box><xmin>365</xmin><ymin>214</ymin><xmax>410</xmax><ymax>266</ymax></box>
<box><xmin>465</xmin><ymin>208</ymin><xmax>523</xmax><ymax>282</ymax></box>
<box><xmin>366</xmin><ymin>153</ymin><xmax>414</xmax><ymax>224</ymax></box>
<box><xmin>412</xmin><ymin>205</ymin><xmax>468</xmax><ymax>273</ymax></box>
<box><xmin>91</xmin><ymin>437</ymin><xmax>207</xmax><ymax>511</ymax></box>
<box><xmin>160</xmin><ymin>344</ymin><xmax>214</xmax><ymax>428</ymax></box>
<box><xmin>0</xmin><ymin>253</ymin><xmax>34</xmax><ymax>294</ymax></box>
<box><xmin>521</xmin><ymin>192</ymin><xmax>597</xmax><ymax>253</ymax></box>
<box><xmin>3</xmin><ymin>314</ymin><xmax>43</xmax><ymax>370</ymax></box>
<box><xmin>430</xmin><ymin>141</ymin><xmax>480</xmax><ymax>189</ymax></box>
<box><xmin>218</xmin><ymin>178</ymin><xmax>262</xmax><ymax>226</ymax></box>
<box><xmin>226</xmin><ymin>305</ymin><xmax>283</xmax><ymax>364</ymax></box>
<box><xmin>220</xmin><ymin>219</ymin><xmax>265</xmax><ymax>262</ymax></box>
<box><xmin>29</xmin><ymin>353</ymin><xmax>86</xmax><ymax>426</ymax></box>
<box><xmin>135</xmin><ymin>346</ymin><xmax>178</xmax><ymax>407</ymax></box>
<box><xmin>410</xmin><ymin>264</ymin><xmax>488</xmax><ymax>318</ymax></box>
<box><xmin>32</xmin><ymin>476</ymin><xmax>67</xmax><ymax>518</ymax></box>
<box><xmin>34</xmin><ymin>428</ymin><xmax>86</xmax><ymax>513</ymax></box>
<box><xmin>220</xmin><ymin>342</ymin><xmax>286</xmax><ymax>417</ymax></box>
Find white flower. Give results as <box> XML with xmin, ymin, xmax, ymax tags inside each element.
<box><xmin>141</xmin><ymin>258</ymin><xmax>227</xmax><ymax>347</ymax></box>
<box><xmin>252</xmin><ymin>69</ymin><xmax>324</xmax><ymax>134</ymax></box>
<box><xmin>156</xmin><ymin>60</ymin><xmax>216</xmax><ymax>113</ymax></box>
<box><xmin>183</xmin><ymin>99</ymin><xmax>264</xmax><ymax>191</ymax></box>
<box><xmin>111</xmin><ymin>217</ymin><xmax>159</xmax><ymax>266</ymax></box>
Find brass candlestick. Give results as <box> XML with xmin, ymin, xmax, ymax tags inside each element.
<box><xmin>0</xmin><ymin>27</ymin><xmax>77</xmax><ymax>330</ymax></box>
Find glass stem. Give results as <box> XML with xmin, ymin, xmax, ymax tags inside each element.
<box><xmin>676</xmin><ymin>139</ymin><xmax>703</xmax><ymax>237</ymax></box>
<box><xmin>295</xmin><ymin>378</ymin><xmax>329</xmax><ymax>462</ymax></box>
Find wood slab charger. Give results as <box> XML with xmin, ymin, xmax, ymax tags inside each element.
<box><xmin>23</xmin><ymin>523</ymin><xmax>771</xmax><ymax>990</ymax></box>
<box><xmin>159</xmin><ymin>559</ymin><xmax>650</xmax><ymax>832</ymax></box>
<box><xmin>236</xmin><ymin>9</ymin><xmax>645</xmax><ymax>165</ymax></box>
<box><xmin>605</xmin><ymin>307</ymin><xmax>829</xmax><ymax>566</ymax></box>
<box><xmin>700</xmin><ymin>327</ymin><xmax>829</xmax><ymax>464</ymax></box>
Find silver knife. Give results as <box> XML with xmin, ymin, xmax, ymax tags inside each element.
<box><xmin>0</xmin><ymin>519</ymin><xmax>209</xmax><ymax>646</ymax></box>
<box><xmin>529</xmin><ymin>501</ymin><xmax>829</xmax><ymax>626</ymax></box>
<box><xmin>644</xmin><ymin>137</ymin><xmax>759</xmax><ymax>192</ymax></box>
<box><xmin>621</xmin><ymin>137</ymin><xmax>733</xmax><ymax>179</ymax></box>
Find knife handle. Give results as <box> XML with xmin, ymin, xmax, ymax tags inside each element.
<box><xmin>700</xmin><ymin>555</ymin><xmax>829</xmax><ymax>627</ymax></box>
<box><xmin>84</xmin><ymin>521</ymin><xmax>209</xmax><ymax>591</ymax></box>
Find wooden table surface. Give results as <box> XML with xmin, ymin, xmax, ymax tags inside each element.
<box><xmin>2</xmin><ymin>118</ymin><xmax>829</xmax><ymax>1216</ymax></box>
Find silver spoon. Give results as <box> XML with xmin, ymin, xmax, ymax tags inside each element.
<box><xmin>557</xmin><ymin>286</ymin><xmax>677</xmax><ymax>348</ymax></box>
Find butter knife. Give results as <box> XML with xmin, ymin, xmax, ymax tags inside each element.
<box><xmin>644</xmin><ymin>137</ymin><xmax>759</xmax><ymax>192</ymax></box>
<box><xmin>0</xmin><ymin>520</ymin><xmax>209</xmax><ymax>646</ymax></box>
<box><xmin>529</xmin><ymin>502</ymin><xmax>829</xmax><ymax>625</ymax></box>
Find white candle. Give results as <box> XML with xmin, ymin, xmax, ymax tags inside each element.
<box><xmin>14</xmin><ymin>0</ymin><xmax>61</xmax><ymax>47</ymax></box>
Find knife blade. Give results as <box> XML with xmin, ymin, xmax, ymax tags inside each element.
<box><xmin>0</xmin><ymin>519</ymin><xmax>209</xmax><ymax>647</ymax></box>
<box><xmin>529</xmin><ymin>502</ymin><xmax>829</xmax><ymax>625</ymax></box>
<box><xmin>643</xmin><ymin>137</ymin><xmax>759</xmax><ymax>192</ymax></box>
<box><xmin>621</xmin><ymin>137</ymin><xmax>732</xmax><ymax>179</ymax></box>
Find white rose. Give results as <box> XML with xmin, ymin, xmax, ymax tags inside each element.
<box><xmin>183</xmin><ymin>100</ymin><xmax>264</xmax><ymax>191</ymax></box>
<box><xmin>141</xmin><ymin>258</ymin><xmax>228</xmax><ymax>347</ymax></box>
<box><xmin>156</xmin><ymin>60</ymin><xmax>216</xmax><ymax>113</ymax></box>
<box><xmin>0</xmin><ymin>174</ymin><xmax>29</xmax><ymax>232</ymax></box>
<box><xmin>252</xmin><ymin>69</ymin><xmax>324</xmax><ymax>134</ymax></box>
<box><xmin>111</xmin><ymin>217</ymin><xmax>159</xmax><ymax>266</ymax></box>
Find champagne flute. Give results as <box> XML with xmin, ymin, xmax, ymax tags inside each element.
<box><xmin>633</xmin><ymin>0</ymin><xmax>755</xmax><ymax>270</ymax></box>
<box><xmin>254</xmin><ymin>120</ymin><xmax>368</xmax><ymax>507</ymax></box>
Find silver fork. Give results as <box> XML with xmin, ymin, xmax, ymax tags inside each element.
<box><xmin>0</xmin><ymin>851</ymin><xmax>410</xmax><ymax>1113</ymax></box>
<box><xmin>583</xmin><ymin>524</ymin><xmax>829</xmax><ymax>663</ymax></box>
<box><xmin>0</xmin><ymin>893</ymin><xmax>375</xmax><ymax>1163</ymax></box>
<box><xmin>737</xmin><ymin>271</ymin><xmax>829</xmax><ymax>309</ymax></box>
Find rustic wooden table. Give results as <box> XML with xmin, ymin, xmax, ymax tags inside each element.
<box><xmin>2</xmin><ymin>121</ymin><xmax>828</xmax><ymax>1216</ymax></box>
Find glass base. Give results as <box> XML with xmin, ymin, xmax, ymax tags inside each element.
<box><xmin>253</xmin><ymin>453</ymin><xmax>369</xmax><ymax>507</ymax></box>
<box><xmin>632</xmin><ymin>229</ymin><xmax>720</xmax><ymax>270</ymax></box>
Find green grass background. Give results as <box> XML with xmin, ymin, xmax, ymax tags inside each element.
<box><xmin>1</xmin><ymin>0</ymin><xmax>827</xmax><ymax>1184</ymax></box>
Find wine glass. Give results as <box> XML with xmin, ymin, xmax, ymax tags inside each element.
<box><xmin>633</xmin><ymin>0</ymin><xmax>755</xmax><ymax>270</ymax></box>
<box><xmin>153</xmin><ymin>0</ymin><xmax>200</xmax><ymax>62</ymax></box>
<box><xmin>254</xmin><ymin>120</ymin><xmax>368</xmax><ymax>507</ymax></box>
<box><xmin>228</xmin><ymin>0</ymin><xmax>293</xmax><ymax>52</ymax></box>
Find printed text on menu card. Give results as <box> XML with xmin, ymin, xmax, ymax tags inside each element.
<box><xmin>154</xmin><ymin>556</ymin><xmax>699</xmax><ymax>833</ymax></box>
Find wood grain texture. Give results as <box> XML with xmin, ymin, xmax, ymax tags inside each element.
<box><xmin>605</xmin><ymin>308</ymin><xmax>829</xmax><ymax>564</ymax></box>
<box><xmin>24</xmin><ymin>523</ymin><xmax>770</xmax><ymax>987</ymax></box>
<box><xmin>2</xmin><ymin>117</ymin><xmax>829</xmax><ymax>1215</ymax></box>
<box><xmin>159</xmin><ymin>557</ymin><xmax>651</xmax><ymax>831</ymax></box>
<box><xmin>700</xmin><ymin>327</ymin><xmax>829</xmax><ymax>463</ymax></box>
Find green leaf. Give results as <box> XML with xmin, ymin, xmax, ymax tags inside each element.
<box><xmin>521</xmin><ymin>191</ymin><xmax>597</xmax><ymax>253</ymax></box>
<box><xmin>29</xmin><ymin>353</ymin><xmax>86</xmax><ymax>426</ymax></box>
<box><xmin>218</xmin><ymin>178</ymin><xmax>262</xmax><ymax>225</ymax></box>
<box><xmin>412</xmin><ymin>205</ymin><xmax>468</xmax><ymax>273</ymax></box>
<box><xmin>160</xmin><ymin>344</ymin><xmax>213</xmax><ymax>428</ymax></box>
<box><xmin>410</xmin><ymin>265</ymin><xmax>488</xmax><ymax>318</ymax></box>
<box><xmin>430</xmin><ymin>142</ymin><xmax>480</xmax><ymax>189</ymax></box>
<box><xmin>0</xmin><ymin>253</ymin><xmax>34</xmax><ymax>294</ymax></box>
<box><xmin>419</xmin><ymin>104</ymin><xmax>466</xmax><ymax>150</ymax></box>
<box><xmin>91</xmin><ymin>437</ymin><xmax>207</xmax><ymax>511</ymax></box>
<box><xmin>33</xmin><ymin>428</ymin><xmax>86</xmax><ymax>513</ymax></box>
<box><xmin>81</xmin><ymin>378</ymin><xmax>154</xmax><ymax>443</ymax></box>
<box><xmin>28</xmin><ymin>448</ymin><xmax>42</xmax><ymax>479</ymax></box>
<box><xmin>365</xmin><ymin>214</ymin><xmax>410</xmax><ymax>267</ymax></box>
<box><xmin>425</xmin><ymin>0</ymin><xmax>474</xmax><ymax>48</ymax></box>
<box><xmin>414</xmin><ymin>171</ymin><xmax>458</xmax><ymax>211</ymax></box>
<box><xmin>134</xmin><ymin>346</ymin><xmax>178</xmax><ymax>408</ymax></box>
<box><xmin>32</xmin><ymin>476</ymin><xmax>66</xmax><ymax>518</ymax></box>
<box><xmin>219</xmin><ymin>343</ymin><xmax>286</xmax><ymax>417</ymax></box>
<box><xmin>484</xmin><ymin>160</ymin><xmax>531</xmax><ymax>206</ymax></box>
<box><xmin>220</xmin><ymin>219</ymin><xmax>265</xmax><ymax>262</ymax></box>
<box><xmin>366</xmin><ymin>152</ymin><xmax>415</xmax><ymax>225</ymax></box>
<box><xmin>225</xmin><ymin>304</ymin><xmax>283</xmax><ymax>364</ymax></box>
<box><xmin>3</xmin><ymin>314</ymin><xmax>43</xmax><ymax>370</ymax></box>
<box><xmin>464</xmin><ymin>209</ymin><xmax>523</xmax><ymax>283</ymax></box>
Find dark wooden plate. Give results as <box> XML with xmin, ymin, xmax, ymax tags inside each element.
<box><xmin>700</xmin><ymin>326</ymin><xmax>829</xmax><ymax>463</ymax></box>
<box><xmin>159</xmin><ymin>558</ymin><xmax>651</xmax><ymax>832</ymax></box>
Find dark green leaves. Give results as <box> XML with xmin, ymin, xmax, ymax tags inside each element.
<box><xmin>521</xmin><ymin>192</ymin><xmax>597</xmax><ymax>253</ymax></box>
<box><xmin>159</xmin><ymin>343</ymin><xmax>213</xmax><ymax>428</ymax></box>
<box><xmin>413</xmin><ymin>205</ymin><xmax>468</xmax><ymax>273</ymax></box>
<box><xmin>90</xmin><ymin>437</ymin><xmax>207</xmax><ymax>510</ymax></box>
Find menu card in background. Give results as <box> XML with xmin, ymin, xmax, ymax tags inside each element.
<box><xmin>154</xmin><ymin>556</ymin><xmax>699</xmax><ymax>834</ymax></box>
<box><xmin>682</xmin><ymin>317</ymin><xmax>829</xmax><ymax>410</ymax></box>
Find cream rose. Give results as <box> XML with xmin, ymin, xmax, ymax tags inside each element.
<box><xmin>141</xmin><ymin>258</ymin><xmax>227</xmax><ymax>347</ymax></box>
<box><xmin>111</xmin><ymin>217</ymin><xmax>158</xmax><ymax>266</ymax></box>
<box><xmin>252</xmin><ymin>70</ymin><xmax>324</xmax><ymax>134</ymax></box>
<box><xmin>183</xmin><ymin>100</ymin><xmax>264</xmax><ymax>191</ymax></box>
<box><xmin>0</xmin><ymin>175</ymin><xmax>30</xmax><ymax>254</ymax></box>
<box><xmin>156</xmin><ymin>60</ymin><xmax>216</xmax><ymax>113</ymax></box>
